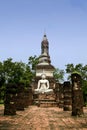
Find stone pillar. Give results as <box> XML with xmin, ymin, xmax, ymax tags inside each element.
<box><xmin>24</xmin><ymin>89</ymin><xmax>30</xmax><ymax>107</ymax></box>
<box><xmin>28</xmin><ymin>87</ymin><xmax>33</xmax><ymax>105</ymax></box>
<box><xmin>16</xmin><ymin>83</ymin><xmax>25</xmax><ymax>111</ymax></box>
<box><xmin>24</xmin><ymin>87</ymin><xmax>33</xmax><ymax>107</ymax></box>
<box><xmin>59</xmin><ymin>83</ymin><xmax>63</xmax><ymax>108</ymax></box>
<box><xmin>63</xmin><ymin>81</ymin><xmax>72</xmax><ymax>111</ymax></box>
<box><xmin>55</xmin><ymin>82</ymin><xmax>60</xmax><ymax>105</ymax></box>
<box><xmin>71</xmin><ymin>73</ymin><xmax>84</xmax><ymax>116</ymax></box>
<box><xmin>4</xmin><ymin>83</ymin><xmax>17</xmax><ymax>115</ymax></box>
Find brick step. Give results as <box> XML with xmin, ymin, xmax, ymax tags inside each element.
<box><xmin>39</xmin><ymin>102</ymin><xmax>58</xmax><ymax>107</ymax></box>
<box><xmin>33</xmin><ymin>100</ymin><xmax>56</xmax><ymax>105</ymax></box>
<box><xmin>39</xmin><ymin>101</ymin><xmax>57</xmax><ymax>104</ymax></box>
<box><xmin>33</xmin><ymin>99</ymin><xmax>58</xmax><ymax>107</ymax></box>
<box><xmin>34</xmin><ymin>99</ymin><xmax>56</xmax><ymax>102</ymax></box>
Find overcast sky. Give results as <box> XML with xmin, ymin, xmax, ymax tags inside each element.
<box><xmin>0</xmin><ymin>0</ymin><xmax>87</xmax><ymax>72</ymax></box>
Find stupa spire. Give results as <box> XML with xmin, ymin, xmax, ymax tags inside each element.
<box><xmin>41</xmin><ymin>33</ymin><xmax>49</xmax><ymax>55</ymax></box>
<box><xmin>43</xmin><ymin>33</ymin><xmax>47</xmax><ymax>41</ymax></box>
<box><xmin>37</xmin><ymin>34</ymin><xmax>51</xmax><ymax>65</ymax></box>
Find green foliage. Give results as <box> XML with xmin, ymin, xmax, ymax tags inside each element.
<box><xmin>53</xmin><ymin>68</ymin><xmax>64</xmax><ymax>83</ymax></box>
<box><xmin>20</xmin><ymin>64</ymin><xmax>33</xmax><ymax>86</ymax></box>
<box><xmin>65</xmin><ymin>63</ymin><xmax>87</xmax><ymax>104</ymax></box>
<box><xmin>0</xmin><ymin>61</ymin><xmax>5</xmax><ymax>101</ymax></box>
<box><xmin>0</xmin><ymin>85</ymin><xmax>6</xmax><ymax>101</ymax></box>
<box><xmin>0</xmin><ymin>56</ymin><xmax>39</xmax><ymax>101</ymax></box>
<box><xmin>28</xmin><ymin>55</ymin><xmax>39</xmax><ymax>80</ymax></box>
<box><xmin>3</xmin><ymin>58</ymin><xmax>25</xmax><ymax>83</ymax></box>
<box><xmin>0</xmin><ymin>55</ymin><xmax>39</xmax><ymax>100</ymax></box>
<box><xmin>82</xmin><ymin>80</ymin><xmax>87</xmax><ymax>94</ymax></box>
<box><xmin>0</xmin><ymin>61</ymin><xmax>5</xmax><ymax>85</ymax></box>
<box><xmin>65</xmin><ymin>63</ymin><xmax>87</xmax><ymax>80</ymax></box>
<box><xmin>28</xmin><ymin>55</ymin><xmax>39</xmax><ymax>70</ymax></box>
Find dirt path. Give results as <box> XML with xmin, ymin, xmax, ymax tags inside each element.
<box><xmin>0</xmin><ymin>105</ymin><xmax>87</xmax><ymax>130</ymax></box>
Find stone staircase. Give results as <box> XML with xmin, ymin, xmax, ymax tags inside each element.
<box><xmin>33</xmin><ymin>92</ymin><xmax>58</xmax><ymax>107</ymax></box>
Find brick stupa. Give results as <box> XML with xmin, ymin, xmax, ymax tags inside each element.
<box><xmin>35</xmin><ymin>34</ymin><xmax>55</xmax><ymax>89</ymax></box>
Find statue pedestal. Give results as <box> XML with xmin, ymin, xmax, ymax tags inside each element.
<box><xmin>33</xmin><ymin>91</ymin><xmax>58</xmax><ymax>107</ymax></box>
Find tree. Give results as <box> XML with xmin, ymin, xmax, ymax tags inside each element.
<box><xmin>0</xmin><ymin>61</ymin><xmax>5</xmax><ymax>102</ymax></box>
<box><xmin>65</xmin><ymin>63</ymin><xmax>87</xmax><ymax>104</ymax></box>
<box><xmin>65</xmin><ymin>63</ymin><xmax>83</xmax><ymax>80</ymax></box>
<box><xmin>53</xmin><ymin>68</ymin><xmax>64</xmax><ymax>83</ymax></box>
<box><xmin>65</xmin><ymin>63</ymin><xmax>87</xmax><ymax>80</ymax></box>
<box><xmin>28</xmin><ymin>55</ymin><xmax>39</xmax><ymax>79</ymax></box>
<box><xmin>0</xmin><ymin>56</ymin><xmax>39</xmax><ymax>102</ymax></box>
<box><xmin>20</xmin><ymin>64</ymin><xmax>33</xmax><ymax>86</ymax></box>
<box><xmin>3</xmin><ymin>58</ymin><xmax>25</xmax><ymax>84</ymax></box>
<box><xmin>0</xmin><ymin>61</ymin><xmax>5</xmax><ymax>85</ymax></box>
<box><xmin>28</xmin><ymin>55</ymin><xmax>39</xmax><ymax>70</ymax></box>
<box><xmin>0</xmin><ymin>57</ymin><xmax>35</xmax><ymax>102</ymax></box>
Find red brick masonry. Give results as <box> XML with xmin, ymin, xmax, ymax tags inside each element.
<box><xmin>0</xmin><ymin>105</ymin><xmax>87</xmax><ymax>130</ymax></box>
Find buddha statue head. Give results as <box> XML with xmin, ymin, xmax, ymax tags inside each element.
<box><xmin>41</xmin><ymin>74</ymin><xmax>46</xmax><ymax>80</ymax></box>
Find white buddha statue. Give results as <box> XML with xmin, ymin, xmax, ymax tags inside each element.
<box><xmin>35</xmin><ymin>74</ymin><xmax>53</xmax><ymax>94</ymax></box>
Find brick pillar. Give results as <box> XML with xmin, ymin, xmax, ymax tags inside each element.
<box><xmin>24</xmin><ymin>89</ymin><xmax>30</xmax><ymax>107</ymax></box>
<box><xmin>4</xmin><ymin>83</ymin><xmax>17</xmax><ymax>115</ymax></box>
<box><xmin>16</xmin><ymin>83</ymin><xmax>25</xmax><ymax>111</ymax></box>
<box><xmin>71</xmin><ymin>73</ymin><xmax>84</xmax><ymax>116</ymax></box>
<box><xmin>59</xmin><ymin>83</ymin><xmax>63</xmax><ymax>108</ymax></box>
<box><xmin>63</xmin><ymin>81</ymin><xmax>72</xmax><ymax>111</ymax></box>
<box><xmin>55</xmin><ymin>83</ymin><xmax>60</xmax><ymax>106</ymax></box>
<box><xmin>28</xmin><ymin>87</ymin><xmax>33</xmax><ymax>105</ymax></box>
<box><xmin>24</xmin><ymin>87</ymin><xmax>33</xmax><ymax>107</ymax></box>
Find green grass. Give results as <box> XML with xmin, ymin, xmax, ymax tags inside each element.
<box><xmin>0</xmin><ymin>104</ymin><xmax>4</xmax><ymax>106</ymax></box>
<box><xmin>0</xmin><ymin>100</ymin><xmax>4</xmax><ymax>104</ymax></box>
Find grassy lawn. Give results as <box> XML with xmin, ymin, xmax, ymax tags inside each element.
<box><xmin>0</xmin><ymin>100</ymin><xmax>4</xmax><ymax>106</ymax></box>
<box><xmin>0</xmin><ymin>102</ymin><xmax>4</xmax><ymax>106</ymax></box>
